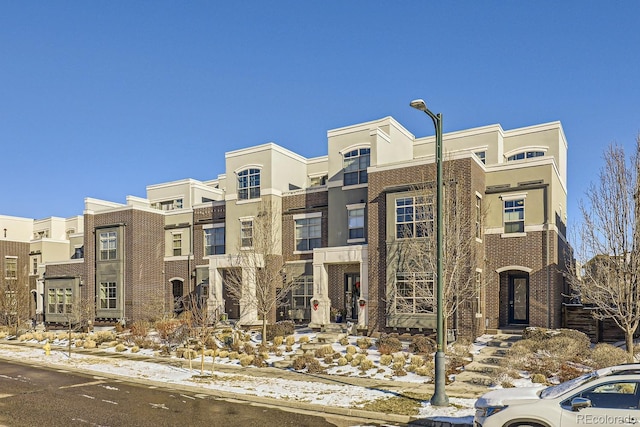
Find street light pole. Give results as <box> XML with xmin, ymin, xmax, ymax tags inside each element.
<box><xmin>410</xmin><ymin>99</ymin><xmax>449</xmax><ymax>407</ymax></box>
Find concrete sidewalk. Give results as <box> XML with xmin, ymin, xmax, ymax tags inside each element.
<box><xmin>0</xmin><ymin>339</ymin><xmax>489</xmax><ymax>427</ymax></box>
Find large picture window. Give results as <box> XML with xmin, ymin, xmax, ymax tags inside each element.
<box><xmin>204</xmin><ymin>227</ymin><xmax>225</xmax><ymax>255</ymax></box>
<box><xmin>99</xmin><ymin>282</ymin><xmax>117</xmax><ymax>309</ymax></box>
<box><xmin>238</xmin><ymin>168</ymin><xmax>261</xmax><ymax>200</ymax></box>
<box><xmin>395</xmin><ymin>272</ymin><xmax>434</xmax><ymax>314</ymax></box>
<box><xmin>343</xmin><ymin>148</ymin><xmax>370</xmax><ymax>186</ymax></box>
<box><xmin>295</xmin><ymin>217</ymin><xmax>321</xmax><ymax>251</ymax></box>
<box><xmin>504</xmin><ymin>199</ymin><xmax>525</xmax><ymax>233</ymax></box>
<box><xmin>99</xmin><ymin>231</ymin><xmax>117</xmax><ymax>260</ymax></box>
<box><xmin>396</xmin><ymin>195</ymin><xmax>433</xmax><ymax>239</ymax></box>
<box><xmin>47</xmin><ymin>288</ymin><xmax>73</xmax><ymax>314</ymax></box>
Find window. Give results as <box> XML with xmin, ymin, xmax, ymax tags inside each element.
<box><xmin>475</xmin><ymin>195</ymin><xmax>482</xmax><ymax>239</ymax></box>
<box><xmin>32</xmin><ymin>257</ymin><xmax>38</xmax><ymax>275</ymax></box>
<box><xmin>507</xmin><ymin>151</ymin><xmax>544</xmax><ymax>161</ymax></box>
<box><xmin>47</xmin><ymin>288</ymin><xmax>72</xmax><ymax>314</ymax></box>
<box><xmin>474</xmin><ymin>151</ymin><xmax>486</xmax><ymax>164</ymax></box>
<box><xmin>99</xmin><ymin>231</ymin><xmax>117</xmax><ymax>260</ymax></box>
<box><xmin>99</xmin><ymin>282</ymin><xmax>117</xmax><ymax>309</ymax></box>
<box><xmin>172</xmin><ymin>233</ymin><xmax>182</xmax><ymax>256</ymax></box>
<box><xmin>396</xmin><ymin>196</ymin><xmax>433</xmax><ymax>239</ymax></box>
<box><xmin>4</xmin><ymin>257</ymin><xmax>17</xmax><ymax>279</ymax></box>
<box><xmin>348</xmin><ymin>208</ymin><xmax>365</xmax><ymax>241</ymax></box>
<box><xmin>343</xmin><ymin>148</ymin><xmax>370</xmax><ymax>186</ymax></box>
<box><xmin>395</xmin><ymin>272</ymin><xmax>434</xmax><ymax>314</ymax></box>
<box><xmin>238</xmin><ymin>168</ymin><xmax>261</xmax><ymax>200</ymax></box>
<box><xmin>295</xmin><ymin>217</ymin><xmax>321</xmax><ymax>251</ymax></box>
<box><xmin>292</xmin><ymin>276</ymin><xmax>313</xmax><ymax>311</ymax></box>
<box><xmin>562</xmin><ymin>381</ymin><xmax>640</xmax><ymax>410</ymax></box>
<box><xmin>204</xmin><ymin>226</ymin><xmax>225</xmax><ymax>255</ymax></box>
<box><xmin>241</xmin><ymin>220</ymin><xmax>253</xmax><ymax>248</ymax></box>
<box><xmin>504</xmin><ymin>199</ymin><xmax>525</xmax><ymax>233</ymax></box>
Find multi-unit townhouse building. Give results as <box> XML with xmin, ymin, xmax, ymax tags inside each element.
<box><xmin>0</xmin><ymin>116</ymin><xmax>570</xmax><ymax>339</ymax></box>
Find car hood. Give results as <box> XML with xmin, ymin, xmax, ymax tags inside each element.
<box><xmin>475</xmin><ymin>386</ymin><xmax>546</xmax><ymax>408</ymax></box>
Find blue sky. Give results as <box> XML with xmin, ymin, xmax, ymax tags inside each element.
<box><xmin>1</xmin><ymin>2</ymin><xmax>639</xmax><ymax>232</ymax></box>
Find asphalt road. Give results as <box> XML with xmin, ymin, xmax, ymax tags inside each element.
<box><xmin>0</xmin><ymin>360</ymin><xmax>345</xmax><ymax>427</ymax></box>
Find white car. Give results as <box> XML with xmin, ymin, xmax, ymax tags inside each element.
<box><xmin>474</xmin><ymin>364</ymin><xmax>640</xmax><ymax>427</ymax></box>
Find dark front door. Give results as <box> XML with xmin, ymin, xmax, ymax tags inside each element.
<box><xmin>172</xmin><ymin>280</ymin><xmax>184</xmax><ymax>315</ymax></box>
<box><xmin>222</xmin><ymin>269</ymin><xmax>240</xmax><ymax>320</ymax></box>
<box><xmin>508</xmin><ymin>275</ymin><xmax>529</xmax><ymax>324</ymax></box>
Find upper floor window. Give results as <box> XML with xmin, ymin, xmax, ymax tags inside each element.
<box><xmin>343</xmin><ymin>148</ymin><xmax>370</xmax><ymax>186</ymax></box>
<box><xmin>295</xmin><ymin>217</ymin><xmax>321</xmax><ymax>252</ymax></box>
<box><xmin>241</xmin><ymin>220</ymin><xmax>254</xmax><ymax>248</ymax></box>
<box><xmin>396</xmin><ymin>196</ymin><xmax>433</xmax><ymax>239</ymax></box>
<box><xmin>347</xmin><ymin>206</ymin><xmax>365</xmax><ymax>241</ymax></box>
<box><xmin>4</xmin><ymin>257</ymin><xmax>17</xmax><ymax>279</ymax></box>
<box><xmin>474</xmin><ymin>151</ymin><xmax>486</xmax><ymax>164</ymax></box>
<box><xmin>32</xmin><ymin>257</ymin><xmax>38</xmax><ymax>275</ymax></box>
<box><xmin>238</xmin><ymin>168</ymin><xmax>261</xmax><ymax>200</ymax></box>
<box><xmin>504</xmin><ymin>199</ymin><xmax>525</xmax><ymax>233</ymax></box>
<box><xmin>507</xmin><ymin>151</ymin><xmax>544</xmax><ymax>161</ymax></box>
<box><xmin>99</xmin><ymin>231</ymin><xmax>117</xmax><ymax>260</ymax></box>
<box><xmin>172</xmin><ymin>233</ymin><xmax>182</xmax><ymax>256</ymax></box>
<box><xmin>204</xmin><ymin>226</ymin><xmax>225</xmax><ymax>255</ymax></box>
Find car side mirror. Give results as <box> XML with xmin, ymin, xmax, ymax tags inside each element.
<box><xmin>571</xmin><ymin>397</ymin><xmax>592</xmax><ymax>411</ymax></box>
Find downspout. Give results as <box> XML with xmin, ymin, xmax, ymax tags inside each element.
<box><xmin>544</xmin><ymin>186</ymin><xmax>551</xmax><ymax>328</ymax></box>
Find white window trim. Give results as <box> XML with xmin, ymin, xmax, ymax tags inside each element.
<box><xmin>346</xmin><ymin>203</ymin><xmax>366</xmax><ymax>210</ymax></box>
<box><xmin>338</xmin><ymin>143</ymin><xmax>370</xmax><ymax>155</ymax></box>
<box><xmin>292</xmin><ymin>212</ymin><xmax>322</xmax><ymax>221</ymax></box>
<box><xmin>203</xmin><ymin>223</ymin><xmax>225</xmax><ymax>230</ymax></box>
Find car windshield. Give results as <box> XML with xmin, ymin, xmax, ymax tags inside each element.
<box><xmin>540</xmin><ymin>371</ymin><xmax>598</xmax><ymax>399</ymax></box>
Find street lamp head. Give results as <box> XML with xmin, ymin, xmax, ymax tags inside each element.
<box><xmin>410</xmin><ymin>99</ymin><xmax>427</xmax><ymax>112</ymax></box>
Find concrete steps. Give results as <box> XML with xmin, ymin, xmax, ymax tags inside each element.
<box><xmin>454</xmin><ymin>333</ymin><xmax>521</xmax><ymax>388</ymax></box>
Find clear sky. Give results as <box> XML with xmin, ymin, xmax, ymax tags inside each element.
<box><xmin>1</xmin><ymin>2</ymin><xmax>638</xmax><ymax>232</ymax></box>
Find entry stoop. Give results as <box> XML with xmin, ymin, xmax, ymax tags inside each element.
<box><xmin>314</xmin><ymin>323</ymin><xmax>347</xmax><ymax>344</ymax></box>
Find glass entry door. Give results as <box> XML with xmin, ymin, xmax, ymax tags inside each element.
<box><xmin>508</xmin><ymin>275</ymin><xmax>529</xmax><ymax>324</ymax></box>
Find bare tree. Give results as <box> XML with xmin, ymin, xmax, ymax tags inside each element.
<box><xmin>0</xmin><ymin>261</ymin><xmax>30</xmax><ymax>333</ymax></box>
<box><xmin>224</xmin><ymin>201</ymin><xmax>297</xmax><ymax>344</ymax></box>
<box><xmin>62</xmin><ymin>298</ymin><xmax>94</xmax><ymax>358</ymax></box>
<box><xmin>182</xmin><ymin>291</ymin><xmax>220</xmax><ymax>376</ymax></box>
<box><xmin>570</xmin><ymin>138</ymin><xmax>640</xmax><ymax>361</ymax></box>
<box><xmin>388</xmin><ymin>167</ymin><xmax>485</xmax><ymax>338</ymax></box>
